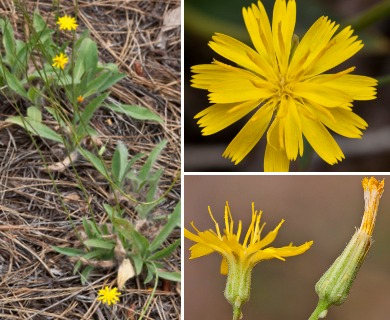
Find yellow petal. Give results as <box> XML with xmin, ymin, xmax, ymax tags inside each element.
<box><xmin>309</xmin><ymin>74</ymin><xmax>377</xmax><ymax>101</ymax></box>
<box><xmin>220</xmin><ymin>256</ymin><xmax>229</xmax><ymax>275</ymax></box>
<box><xmin>242</xmin><ymin>1</ymin><xmax>274</xmax><ymax>63</ymax></box>
<box><xmin>247</xmin><ymin>220</ymin><xmax>284</xmax><ymax>255</ymax></box>
<box><xmin>208</xmin><ymin>78</ymin><xmax>274</xmax><ymax>104</ymax></box>
<box><xmin>305</xmin><ymin>25</ymin><xmax>363</xmax><ymax>77</ymax></box>
<box><xmin>300</xmin><ymin>113</ymin><xmax>344</xmax><ymax>165</ymax></box>
<box><xmin>209</xmin><ymin>33</ymin><xmax>271</xmax><ymax>77</ymax></box>
<box><xmin>289</xmin><ymin>16</ymin><xmax>338</xmax><ymax>76</ymax></box>
<box><xmin>195</xmin><ymin>101</ymin><xmax>262</xmax><ymax>135</ymax></box>
<box><xmin>318</xmin><ymin>108</ymin><xmax>367</xmax><ymax>138</ymax></box>
<box><xmin>222</xmin><ymin>102</ymin><xmax>274</xmax><ymax>164</ymax></box>
<box><xmin>191</xmin><ymin>61</ymin><xmax>263</xmax><ymax>90</ymax></box>
<box><xmin>282</xmin><ymin>96</ymin><xmax>303</xmax><ymax>160</ymax></box>
<box><xmin>264</xmin><ymin>120</ymin><xmax>290</xmax><ymax>172</ymax></box>
<box><xmin>294</xmin><ymin>81</ymin><xmax>353</xmax><ymax>107</ymax></box>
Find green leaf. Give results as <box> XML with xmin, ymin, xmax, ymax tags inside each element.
<box><xmin>27</xmin><ymin>106</ymin><xmax>42</xmax><ymax>122</ymax></box>
<box><xmin>52</xmin><ymin>246</ymin><xmax>84</xmax><ymax>257</ymax></box>
<box><xmin>76</xmin><ymin>92</ymin><xmax>109</xmax><ymax>138</ymax></box>
<box><xmin>131</xmin><ymin>254</ymin><xmax>144</xmax><ymax>275</ymax></box>
<box><xmin>78</xmin><ymin>148</ymin><xmax>110</xmax><ymax>180</ymax></box>
<box><xmin>33</xmin><ymin>11</ymin><xmax>47</xmax><ymax>33</ymax></box>
<box><xmin>82</xmin><ymin>248</ymin><xmax>110</xmax><ymax>260</ymax></box>
<box><xmin>150</xmin><ymin>201</ymin><xmax>180</xmax><ymax>251</ymax></box>
<box><xmin>149</xmin><ymin>239</ymin><xmax>180</xmax><ymax>261</ymax></box>
<box><xmin>7</xmin><ymin>116</ymin><xmax>64</xmax><ymax>143</ymax></box>
<box><xmin>138</xmin><ymin>140</ymin><xmax>167</xmax><ymax>183</ymax></box>
<box><xmin>112</xmin><ymin>217</ymin><xmax>135</xmax><ymax>242</ymax></box>
<box><xmin>27</xmin><ymin>87</ymin><xmax>41</xmax><ymax>105</ymax></box>
<box><xmin>83</xmin><ymin>238</ymin><xmax>115</xmax><ymax>250</ymax></box>
<box><xmin>84</xmin><ymin>72</ymin><xmax>125</xmax><ymax>97</ymax></box>
<box><xmin>73</xmin><ymin>260</ymin><xmax>82</xmax><ymax>275</ymax></box>
<box><xmin>106</xmin><ymin>103</ymin><xmax>163</xmax><ymax>123</ymax></box>
<box><xmin>1</xmin><ymin>67</ymin><xmax>28</xmax><ymax>99</ymax></box>
<box><xmin>131</xmin><ymin>229</ymin><xmax>150</xmax><ymax>254</ymax></box>
<box><xmin>82</xmin><ymin>217</ymin><xmax>94</xmax><ymax>238</ymax></box>
<box><xmin>157</xmin><ymin>271</ymin><xmax>181</xmax><ymax>282</ymax></box>
<box><xmin>144</xmin><ymin>262</ymin><xmax>156</xmax><ymax>284</ymax></box>
<box><xmin>0</xmin><ymin>19</ymin><xmax>16</xmax><ymax>65</ymax></box>
<box><xmin>80</xmin><ymin>265</ymin><xmax>95</xmax><ymax>285</ymax></box>
<box><xmin>73</xmin><ymin>38</ymin><xmax>98</xmax><ymax>81</ymax></box>
<box><xmin>112</xmin><ymin>141</ymin><xmax>128</xmax><ymax>185</ymax></box>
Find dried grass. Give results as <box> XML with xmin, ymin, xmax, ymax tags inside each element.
<box><xmin>0</xmin><ymin>0</ymin><xmax>181</xmax><ymax>319</ymax></box>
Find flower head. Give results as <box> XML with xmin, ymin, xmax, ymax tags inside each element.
<box><xmin>77</xmin><ymin>95</ymin><xmax>84</xmax><ymax>103</ymax></box>
<box><xmin>97</xmin><ymin>286</ymin><xmax>121</xmax><ymax>306</ymax></box>
<box><xmin>313</xmin><ymin>177</ymin><xmax>384</xmax><ymax>317</ymax></box>
<box><xmin>52</xmin><ymin>53</ymin><xmax>69</xmax><ymax>70</ymax></box>
<box><xmin>56</xmin><ymin>15</ymin><xmax>78</xmax><ymax>31</ymax></box>
<box><xmin>185</xmin><ymin>202</ymin><xmax>313</xmax><ymax>312</ymax></box>
<box><xmin>191</xmin><ymin>0</ymin><xmax>377</xmax><ymax>171</ymax></box>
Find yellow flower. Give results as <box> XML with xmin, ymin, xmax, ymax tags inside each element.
<box><xmin>56</xmin><ymin>15</ymin><xmax>78</xmax><ymax>31</ymax></box>
<box><xmin>52</xmin><ymin>53</ymin><xmax>69</xmax><ymax>70</ymax></box>
<box><xmin>191</xmin><ymin>0</ymin><xmax>377</xmax><ymax>172</ymax></box>
<box><xmin>77</xmin><ymin>95</ymin><xmax>84</xmax><ymax>103</ymax></box>
<box><xmin>97</xmin><ymin>286</ymin><xmax>121</xmax><ymax>306</ymax></box>
<box><xmin>185</xmin><ymin>202</ymin><xmax>313</xmax><ymax>314</ymax></box>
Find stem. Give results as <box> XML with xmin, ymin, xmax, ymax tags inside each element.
<box><xmin>232</xmin><ymin>306</ymin><xmax>242</xmax><ymax>320</ymax></box>
<box><xmin>345</xmin><ymin>0</ymin><xmax>390</xmax><ymax>32</ymax></box>
<box><xmin>308</xmin><ymin>300</ymin><xmax>329</xmax><ymax>320</ymax></box>
<box><xmin>378</xmin><ymin>75</ymin><xmax>390</xmax><ymax>87</ymax></box>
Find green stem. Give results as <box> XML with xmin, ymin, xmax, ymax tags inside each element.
<box><xmin>232</xmin><ymin>306</ymin><xmax>242</xmax><ymax>320</ymax></box>
<box><xmin>378</xmin><ymin>74</ymin><xmax>390</xmax><ymax>87</ymax></box>
<box><xmin>345</xmin><ymin>0</ymin><xmax>390</xmax><ymax>32</ymax></box>
<box><xmin>308</xmin><ymin>300</ymin><xmax>329</xmax><ymax>320</ymax></box>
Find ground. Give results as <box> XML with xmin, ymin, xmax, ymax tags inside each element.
<box><xmin>0</xmin><ymin>0</ymin><xmax>181</xmax><ymax>319</ymax></box>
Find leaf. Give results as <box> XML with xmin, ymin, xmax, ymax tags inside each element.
<box><xmin>76</xmin><ymin>92</ymin><xmax>109</xmax><ymax>138</ymax></box>
<box><xmin>84</xmin><ymin>238</ymin><xmax>115</xmax><ymax>250</ymax></box>
<box><xmin>112</xmin><ymin>141</ymin><xmax>128</xmax><ymax>185</ymax></box>
<box><xmin>150</xmin><ymin>201</ymin><xmax>180</xmax><ymax>251</ymax></box>
<box><xmin>84</xmin><ymin>72</ymin><xmax>125</xmax><ymax>97</ymax></box>
<box><xmin>131</xmin><ymin>254</ymin><xmax>144</xmax><ymax>275</ymax></box>
<box><xmin>33</xmin><ymin>11</ymin><xmax>47</xmax><ymax>33</ymax></box>
<box><xmin>0</xmin><ymin>19</ymin><xmax>16</xmax><ymax>65</ymax></box>
<box><xmin>112</xmin><ymin>217</ymin><xmax>135</xmax><ymax>242</ymax></box>
<box><xmin>1</xmin><ymin>67</ymin><xmax>28</xmax><ymax>99</ymax></box>
<box><xmin>149</xmin><ymin>239</ymin><xmax>180</xmax><ymax>261</ymax></box>
<box><xmin>7</xmin><ymin>116</ymin><xmax>64</xmax><ymax>143</ymax></box>
<box><xmin>27</xmin><ymin>106</ymin><xmax>42</xmax><ymax>122</ymax></box>
<box><xmin>80</xmin><ymin>265</ymin><xmax>95</xmax><ymax>285</ymax></box>
<box><xmin>78</xmin><ymin>148</ymin><xmax>110</xmax><ymax>180</ymax></box>
<box><xmin>144</xmin><ymin>262</ymin><xmax>156</xmax><ymax>284</ymax></box>
<box><xmin>131</xmin><ymin>229</ymin><xmax>150</xmax><ymax>255</ymax></box>
<box><xmin>73</xmin><ymin>38</ymin><xmax>98</xmax><ymax>81</ymax></box>
<box><xmin>138</xmin><ymin>140</ymin><xmax>167</xmax><ymax>183</ymax></box>
<box><xmin>157</xmin><ymin>271</ymin><xmax>181</xmax><ymax>282</ymax></box>
<box><xmin>106</xmin><ymin>103</ymin><xmax>163</xmax><ymax>123</ymax></box>
<box><xmin>52</xmin><ymin>246</ymin><xmax>84</xmax><ymax>257</ymax></box>
<box><xmin>82</xmin><ymin>217</ymin><xmax>94</xmax><ymax>238</ymax></box>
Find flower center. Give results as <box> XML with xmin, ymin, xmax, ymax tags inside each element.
<box><xmin>277</xmin><ymin>76</ymin><xmax>291</xmax><ymax>98</ymax></box>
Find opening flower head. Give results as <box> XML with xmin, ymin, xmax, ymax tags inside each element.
<box><xmin>52</xmin><ymin>53</ymin><xmax>69</xmax><ymax>70</ymax></box>
<box><xmin>185</xmin><ymin>202</ymin><xmax>313</xmax><ymax>315</ymax></box>
<box><xmin>191</xmin><ymin>0</ymin><xmax>377</xmax><ymax>172</ymax></box>
<box><xmin>56</xmin><ymin>15</ymin><xmax>78</xmax><ymax>31</ymax></box>
<box><xmin>97</xmin><ymin>286</ymin><xmax>121</xmax><ymax>306</ymax></box>
<box><xmin>312</xmin><ymin>177</ymin><xmax>384</xmax><ymax>318</ymax></box>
